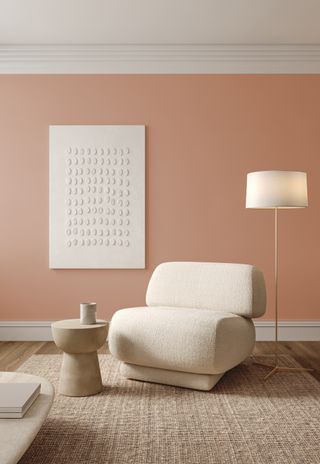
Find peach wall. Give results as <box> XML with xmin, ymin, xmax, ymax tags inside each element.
<box><xmin>0</xmin><ymin>75</ymin><xmax>319</xmax><ymax>322</ymax></box>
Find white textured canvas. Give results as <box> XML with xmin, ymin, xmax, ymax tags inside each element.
<box><xmin>49</xmin><ymin>125</ymin><xmax>145</xmax><ymax>268</ymax></box>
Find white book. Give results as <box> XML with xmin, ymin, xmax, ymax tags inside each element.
<box><xmin>0</xmin><ymin>383</ymin><xmax>41</xmax><ymax>418</ymax></box>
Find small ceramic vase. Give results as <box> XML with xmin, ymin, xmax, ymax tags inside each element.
<box><xmin>80</xmin><ymin>302</ymin><xmax>97</xmax><ymax>324</ymax></box>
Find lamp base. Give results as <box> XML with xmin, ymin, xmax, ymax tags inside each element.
<box><xmin>253</xmin><ymin>360</ymin><xmax>313</xmax><ymax>381</ymax></box>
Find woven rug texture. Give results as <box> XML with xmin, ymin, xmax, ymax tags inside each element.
<box><xmin>16</xmin><ymin>354</ymin><xmax>320</xmax><ymax>464</ymax></box>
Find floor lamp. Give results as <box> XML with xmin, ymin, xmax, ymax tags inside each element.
<box><xmin>246</xmin><ymin>171</ymin><xmax>313</xmax><ymax>380</ymax></box>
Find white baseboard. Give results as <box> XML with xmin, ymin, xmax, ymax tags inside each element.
<box><xmin>0</xmin><ymin>322</ymin><xmax>54</xmax><ymax>341</ymax></box>
<box><xmin>0</xmin><ymin>320</ymin><xmax>319</xmax><ymax>342</ymax></box>
<box><xmin>254</xmin><ymin>321</ymin><xmax>320</xmax><ymax>341</ymax></box>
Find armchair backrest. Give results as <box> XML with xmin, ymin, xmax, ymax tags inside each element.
<box><xmin>146</xmin><ymin>262</ymin><xmax>266</xmax><ymax>318</ymax></box>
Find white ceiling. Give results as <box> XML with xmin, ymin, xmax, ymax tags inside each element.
<box><xmin>1</xmin><ymin>0</ymin><xmax>320</xmax><ymax>45</ymax></box>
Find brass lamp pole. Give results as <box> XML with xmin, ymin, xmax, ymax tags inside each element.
<box><xmin>246</xmin><ymin>171</ymin><xmax>313</xmax><ymax>380</ymax></box>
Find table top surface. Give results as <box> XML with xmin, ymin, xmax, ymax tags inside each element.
<box><xmin>52</xmin><ymin>319</ymin><xmax>108</xmax><ymax>330</ymax></box>
<box><xmin>0</xmin><ymin>371</ymin><xmax>54</xmax><ymax>464</ymax></box>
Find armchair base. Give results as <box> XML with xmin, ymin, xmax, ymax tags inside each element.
<box><xmin>120</xmin><ymin>362</ymin><xmax>224</xmax><ymax>391</ymax></box>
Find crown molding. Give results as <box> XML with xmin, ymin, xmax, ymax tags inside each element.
<box><xmin>1</xmin><ymin>44</ymin><xmax>320</xmax><ymax>74</ymax></box>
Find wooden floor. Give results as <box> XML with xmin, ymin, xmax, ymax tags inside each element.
<box><xmin>0</xmin><ymin>341</ymin><xmax>319</xmax><ymax>382</ymax></box>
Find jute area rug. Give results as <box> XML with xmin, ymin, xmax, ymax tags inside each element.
<box><xmin>17</xmin><ymin>354</ymin><xmax>320</xmax><ymax>464</ymax></box>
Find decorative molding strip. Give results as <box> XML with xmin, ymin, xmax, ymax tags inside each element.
<box><xmin>0</xmin><ymin>320</ymin><xmax>319</xmax><ymax>341</ymax></box>
<box><xmin>1</xmin><ymin>44</ymin><xmax>320</xmax><ymax>74</ymax></box>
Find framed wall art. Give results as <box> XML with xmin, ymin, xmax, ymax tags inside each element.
<box><xmin>49</xmin><ymin>125</ymin><xmax>145</xmax><ymax>269</ymax></box>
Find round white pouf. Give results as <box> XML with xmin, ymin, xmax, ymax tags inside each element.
<box><xmin>0</xmin><ymin>371</ymin><xmax>54</xmax><ymax>464</ymax></box>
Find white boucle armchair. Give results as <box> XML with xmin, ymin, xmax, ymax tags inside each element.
<box><xmin>109</xmin><ymin>262</ymin><xmax>266</xmax><ymax>391</ymax></box>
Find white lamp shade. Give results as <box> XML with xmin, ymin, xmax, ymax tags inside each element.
<box><xmin>246</xmin><ymin>171</ymin><xmax>308</xmax><ymax>208</ymax></box>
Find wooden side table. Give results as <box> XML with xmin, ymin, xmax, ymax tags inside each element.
<box><xmin>51</xmin><ymin>319</ymin><xmax>108</xmax><ymax>397</ymax></box>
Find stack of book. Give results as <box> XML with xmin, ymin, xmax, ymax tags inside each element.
<box><xmin>0</xmin><ymin>383</ymin><xmax>41</xmax><ymax>418</ymax></box>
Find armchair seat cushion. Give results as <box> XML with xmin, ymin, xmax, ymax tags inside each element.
<box><xmin>109</xmin><ymin>306</ymin><xmax>255</xmax><ymax>375</ymax></box>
